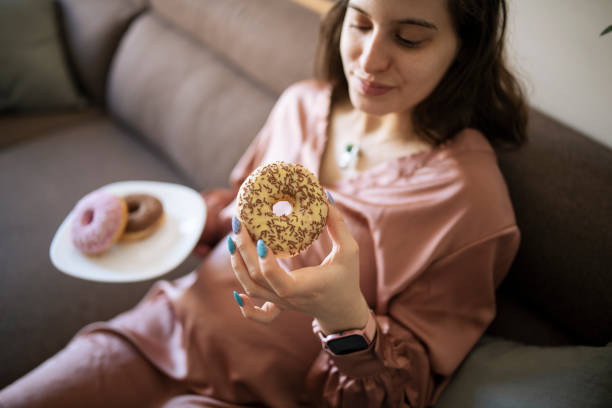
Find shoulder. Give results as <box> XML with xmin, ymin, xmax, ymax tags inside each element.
<box><xmin>268</xmin><ymin>80</ymin><xmax>332</xmax><ymax>132</ymax></box>
<box><xmin>282</xmin><ymin>79</ymin><xmax>332</xmax><ymax>98</ymax></box>
<box><xmin>444</xmin><ymin>128</ymin><xmax>496</xmax><ymax>156</ymax></box>
<box><xmin>448</xmin><ymin>129</ymin><xmax>508</xmax><ymax>194</ymax></box>
<box><xmin>434</xmin><ymin>128</ymin><xmax>502</xmax><ymax>180</ymax></box>
<box><xmin>432</xmin><ymin>128</ymin><xmax>518</xmax><ymax>239</ymax></box>
<box><xmin>276</xmin><ymin>79</ymin><xmax>333</xmax><ymax>110</ymax></box>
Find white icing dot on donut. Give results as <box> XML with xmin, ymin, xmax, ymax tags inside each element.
<box><xmin>272</xmin><ymin>201</ymin><xmax>293</xmax><ymax>217</ymax></box>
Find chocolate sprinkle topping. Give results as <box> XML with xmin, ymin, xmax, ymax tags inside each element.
<box><xmin>236</xmin><ymin>161</ymin><xmax>329</xmax><ymax>257</ymax></box>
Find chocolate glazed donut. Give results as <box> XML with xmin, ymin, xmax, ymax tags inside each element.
<box><xmin>121</xmin><ymin>194</ymin><xmax>165</xmax><ymax>241</ymax></box>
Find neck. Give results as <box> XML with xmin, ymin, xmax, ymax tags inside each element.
<box><xmin>340</xmin><ymin>100</ymin><xmax>418</xmax><ymax>144</ymax></box>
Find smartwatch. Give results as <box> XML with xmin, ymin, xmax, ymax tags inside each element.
<box><xmin>312</xmin><ymin>311</ymin><xmax>377</xmax><ymax>355</ymax></box>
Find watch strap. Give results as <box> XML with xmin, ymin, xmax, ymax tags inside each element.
<box><xmin>312</xmin><ymin>310</ymin><xmax>377</xmax><ymax>354</ymax></box>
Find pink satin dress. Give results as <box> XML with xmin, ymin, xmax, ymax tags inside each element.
<box><xmin>0</xmin><ymin>81</ymin><xmax>520</xmax><ymax>408</ymax></box>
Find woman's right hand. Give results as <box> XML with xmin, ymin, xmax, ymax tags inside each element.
<box><xmin>229</xmin><ymin>204</ymin><xmax>371</xmax><ymax>335</ymax></box>
<box><xmin>193</xmin><ymin>188</ymin><xmax>236</xmax><ymax>257</ymax></box>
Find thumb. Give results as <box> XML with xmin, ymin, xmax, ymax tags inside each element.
<box><xmin>325</xmin><ymin>202</ymin><xmax>356</xmax><ymax>251</ymax></box>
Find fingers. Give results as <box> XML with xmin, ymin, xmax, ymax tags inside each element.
<box><xmin>256</xmin><ymin>239</ymin><xmax>296</xmax><ymax>298</ymax></box>
<box><xmin>229</xmin><ymin>236</ymin><xmax>277</xmax><ymax>300</ymax></box>
<box><xmin>231</xmin><ymin>216</ymin><xmax>273</xmax><ymax>290</ymax></box>
<box><xmin>258</xmin><ymin>238</ymin><xmax>335</xmax><ymax>298</ymax></box>
<box><xmin>229</xmin><ymin>228</ymin><xmax>295</xmax><ymax>299</ymax></box>
<box><xmin>233</xmin><ymin>291</ymin><xmax>282</xmax><ymax>323</ymax></box>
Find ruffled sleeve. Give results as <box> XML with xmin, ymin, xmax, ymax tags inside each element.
<box><xmin>305</xmin><ymin>226</ymin><xmax>520</xmax><ymax>408</ymax></box>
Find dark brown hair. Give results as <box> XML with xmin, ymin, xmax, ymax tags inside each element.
<box><xmin>314</xmin><ymin>0</ymin><xmax>528</xmax><ymax>148</ymax></box>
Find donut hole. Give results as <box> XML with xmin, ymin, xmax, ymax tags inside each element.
<box><xmin>80</xmin><ymin>209</ymin><xmax>94</xmax><ymax>226</ymax></box>
<box><xmin>272</xmin><ymin>200</ymin><xmax>293</xmax><ymax>217</ymax></box>
<box><xmin>128</xmin><ymin>202</ymin><xmax>140</xmax><ymax>214</ymax></box>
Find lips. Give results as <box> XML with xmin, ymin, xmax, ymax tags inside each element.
<box><xmin>355</xmin><ymin>77</ymin><xmax>394</xmax><ymax>96</ymax></box>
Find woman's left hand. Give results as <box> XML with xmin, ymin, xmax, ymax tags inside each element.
<box><xmin>229</xmin><ymin>204</ymin><xmax>371</xmax><ymax>335</ymax></box>
<box><xmin>192</xmin><ymin>188</ymin><xmax>236</xmax><ymax>258</ymax></box>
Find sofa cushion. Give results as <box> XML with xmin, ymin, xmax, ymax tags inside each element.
<box><xmin>0</xmin><ymin>112</ymin><xmax>199</xmax><ymax>387</ymax></box>
<box><xmin>106</xmin><ymin>12</ymin><xmax>278</xmax><ymax>190</ymax></box>
<box><xmin>486</xmin><ymin>291</ymin><xmax>574</xmax><ymax>346</ymax></box>
<box><xmin>0</xmin><ymin>108</ymin><xmax>99</xmax><ymax>149</ymax></box>
<box><xmin>0</xmin><ymin>0</ymin><xmax>86</xmax><ymax>112</ymax></box>
<box><xmin>495</xmin><ymin>109</ymin><xmax>612</xmax><ymax>346</ymax></box>
<box><xmin>434</xmin><ymin>335</ymin><xmax>612</xmax><ymax>408</ymax></box>
<box><xmin>56</xmin><ymin>0</ymin><xmax>148</xmax><ymax>104</ymax></box>
<box><xmin>150</xmin><ymin>0</ymin><xmax>321</xmax><ymax>95</ymax></box>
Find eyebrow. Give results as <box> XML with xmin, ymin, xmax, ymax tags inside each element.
<box><xmin>348</xmin><ymin>5</ymin><xmax>438</xmax><ymax>30</ymax></box>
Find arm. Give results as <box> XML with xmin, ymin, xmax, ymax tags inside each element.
<box><xmin>228</xmin><ymin>202</ymin><xmax>422</xmax><ymax>406</ymax></box>
<box><xmin>305</xmin><ymin>315</ymin><xmax>434</xmax><ymax>408</ymax></box>
<box><xmin>305</xmin><ymin>227</ymin><xmax>520</xmax><ymax>407</ymax></box>
<box><xmin>230</xmin><ymin>207</ymin><xmax>518</xmax><ymax>407</ymax></box>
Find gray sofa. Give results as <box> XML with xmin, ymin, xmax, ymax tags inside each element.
<box><xmin>1</xmin><ymin>0</ymin><xmax>611</xmax><ymax>406</ymax></box>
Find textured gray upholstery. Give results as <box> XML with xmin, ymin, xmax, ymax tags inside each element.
<box><xmin>0</xmin><ymin>110</ymin><xmax>199</xmax><ymax>384</ymax></box>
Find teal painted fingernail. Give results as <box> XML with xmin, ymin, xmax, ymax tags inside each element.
<box><xmin>227</xmin><ymin>236</ymin><xmax>236</xmax><ymax>254</ymax></box>
<box><xmin>326</xmin><ymin>190</ymin><xmax>335</xmax><ymax>205</ymax></box>
<box><xmin>233</xmin><ymin>291</ymin><xmax>244</xmax><ymax>307</ymax></box>
<box><xmin>232</xmin><ymin>216</ymin><xmax>241</xmax><ymax>233</ymax></box>
<box><xmin>257</xmin><ymin>239</ymin><xmax>267</xmax><ymax>258</ymax></box>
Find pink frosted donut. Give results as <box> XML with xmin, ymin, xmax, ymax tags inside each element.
<box><xmin>70</xmin><ymin>189</ymin><xmax>128</xmax><ymax>255</ymax></box>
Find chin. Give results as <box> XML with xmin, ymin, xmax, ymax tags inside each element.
<box><xmin>348</xmin><ymin>90</ymin><xmax>395</xmax><ymax>116</ymax></box>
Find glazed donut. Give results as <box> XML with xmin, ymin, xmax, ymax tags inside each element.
<box><xmin>236</xmin><ymin>161</ymin><xmax>329</xmax><ymax>257</ymax></box>
<box><xmin>121</xmin><ymin>194</ymin><xmax>165</xmax><ymax>241</ymax></box>
<box><xmin>70</xmin><ymin>189</ymin><xmax>128</xmax><ymax>255</ymax></box>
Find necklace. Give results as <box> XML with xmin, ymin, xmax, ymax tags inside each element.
<box><xmin>338</xmin><ymin>142</ymin><xmax>361</xmax><ymax>169</ymax></box>
<box><xmin>337</xmin><ymin>136</ymin><xmax>434</xmax><ymax>171</ymax></box>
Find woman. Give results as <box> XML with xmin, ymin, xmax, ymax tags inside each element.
<box><xmin>0</xmin><ymin>0</ymin><xmax>526</xmax><ymax>407</ymax></box>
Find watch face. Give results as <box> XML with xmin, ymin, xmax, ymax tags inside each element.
<box><xmin>327</xmin><ymin>334</ymin><xmax>369</xmax><ymax>355</ymax></box>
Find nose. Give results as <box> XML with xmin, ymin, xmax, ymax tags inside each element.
<box><xmin>360</xmin><ymin>28</ymin><xmax>391</xmax><ymax>73</ymax></box>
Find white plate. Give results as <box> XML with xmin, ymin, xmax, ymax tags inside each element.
<box><xmin>50</xmin><ymin>181</ymin><xmax>206</xmax><ymax>283</ymax></box>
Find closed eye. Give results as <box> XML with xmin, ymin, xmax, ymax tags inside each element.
<box><xmin>349</xmin><ymin>24</ymin><xmax>371</xmax><ymax>31</ymax></box>
<box><xmin>396</xmin><ymin>35</ymin><xmax>422</xmax><ymax>48</ymax></box>
<box><xmin>349</xmin><ymin>23</ymin><xmax>424</xmax><ymax>48</ymax></box>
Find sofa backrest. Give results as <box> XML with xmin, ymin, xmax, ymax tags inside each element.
<box><xmin>104</xmin><ymin>0</ymin><xmax>321</xmax><ymax>189</ymax></box>
<box><xmin>151</xmin><ymin>0</ymin><xmax>322</xmax><ymax>95</ymax></box>
<box><xmin>71</xmin><ymin>0</ymin><xmax>612</xmax><ymax>347</ymax></box>
<box><xmin>495</xmin><ymin>111</ymin><xmax>612</xmax><ymax>346</ymax></box>
<box><xmin>57</xmin><ymin>0</ymin><xmax>149</xmax><ymax>104</ymax></box>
